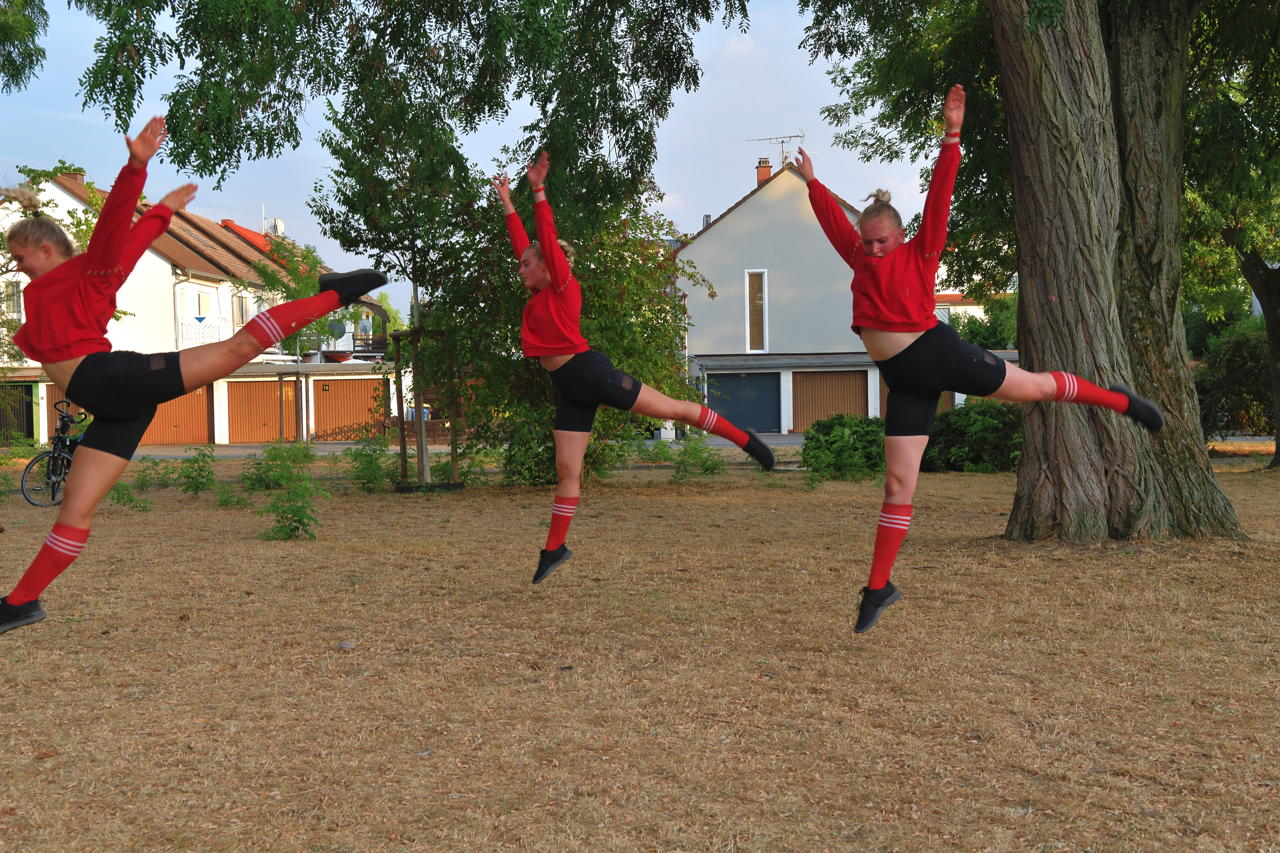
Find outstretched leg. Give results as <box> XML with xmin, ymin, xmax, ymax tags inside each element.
<box><xmin>177</xmin><ymin>270</ymin><xmax>387</xmax><ymax>390</ymax></box>
<box><xmin>988</xmin><ymin>364</ymin><xmax>1163</xmax><ymax>431</ymax></box>
<box><xmin>629</xmin><ymin>384</ymin><xmax>774</xmax><ymax>469</ymax></box>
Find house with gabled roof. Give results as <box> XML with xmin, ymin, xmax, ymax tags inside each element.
<box><xmin>0</xmin><ymin>170</ymin><xmax>393</xmax><ymax>446</ymax></box>
<box><xmin>674</xmin><ymin>158</ymin><xmax>1000</xmax><ymax>434</ymax></box>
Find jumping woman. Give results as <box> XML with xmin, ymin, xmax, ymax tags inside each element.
<box><xmin>795</xmin><ymin>85</ymin><xmax>1163</xmax><ymax>634</ymax></box>
<box><xmin>0</xmin><ymin>116</ymin><xmax>387</xmax><ymax>635</ymax></box>
<box><xmin>494</xmin><ymin>151</ymin><xmax>775</xmax><ymax>584</ymax></box>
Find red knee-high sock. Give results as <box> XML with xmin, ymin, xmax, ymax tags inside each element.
<box><xmin>545</xmin><ymin>495</ymin><xmax>579</xmax><ymax>551</ymax></box>
<box><xmin>692</xmin><ymin>405</ymin><xmax>749</xmax><ymax>448</ymax></box>
<box><xmin>243</xmin><ymin>291</ymin><xmax>344</xmax><ymax>348</ymax></box>
<box><xmin>7</xmin><ymin>523</ymin><xmax>90</xmax><ymax>605</ymax></box>
<box><xmin>1049</xmin><ymin>372</ymin><xmax>1130</xmax><ymax>414</ymax></box>
<box><xmin>866</xmin><ymin>503</ymin><xmax>912</xmax><ymax>590</ymax></box>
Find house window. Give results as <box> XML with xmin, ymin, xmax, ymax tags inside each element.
<box><xmin>232</xmin><ymin>294</ymin><xmax>252</xmax><ymax>328</ymax></box>
<box><xmin>195</xmin><ymin>289</ymin><xmax>214</xmax><ymax>319</ymax></box>
<box><xmin>1</xmin><ymin>281</ymin><xmax>21</xmax><ymax>320</ymax></box>
<box><xmin>746</xmin><ymin>270</ymin><xmax>767</xmax><ymax>352</ymax></box>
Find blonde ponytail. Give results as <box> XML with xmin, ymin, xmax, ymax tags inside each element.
<box><xmin>2</xmin><ymin>185</ymin><xmax>77</xmax><ymax>258</ymax></box>
<box><xmin>858</xmin><ymin>189</ymin><xmax>903</xmax><ymax>230</ymax></box>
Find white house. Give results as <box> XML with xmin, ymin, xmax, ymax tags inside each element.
<box><xmin>1</xmin><ymin>171</ymin><xmax>392</xmax><ymax>445</ymax></box>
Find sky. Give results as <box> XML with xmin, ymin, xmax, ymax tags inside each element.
<box><xmin>0</xmin><ymin>0</ymin><xmax>931</xmax><ymax>317</ymax></box>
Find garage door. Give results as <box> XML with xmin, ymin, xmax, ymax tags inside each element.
<box><xmin>229</xmin><ymin>380</ymin><xmax>300</xmax><ymax>442</ymax></box>
<box><xmin>140</xmin><ymin>384</ymin><xmax>213</xmax><ymax>445</ymax></box>
<box><xmin>706</xmin><ymin>372</ymin><xmax>780</xmax><ymax>434</ymax></box>
<box><xmin>792</xmin><ymin>370</ymin><xmax>868</xmax><ymax>433</ymax></box>
<box><xmin>313</xmin><ymin>377</ymin><xmax>388</xmax><ymax>440</ymax></box>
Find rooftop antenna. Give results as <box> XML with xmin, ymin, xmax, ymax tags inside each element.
<box><xmin>745</xmin><ymin>132</ymin><xmax>806</xmax><ymax>167</ymax></box>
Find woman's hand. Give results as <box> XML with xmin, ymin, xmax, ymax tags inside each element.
<box><xmin>943</xmin><ymin>84</ymin><xmax>965</xmax><ymax>135</ymax></box>
<box><xmin>492</xmin><ymin>172</ymin><xmax>516</xmax><ymax>212</ymax></box>
<box><xmin>127</xmin><ymin>116</ymin><xmax>168</xmax><ymax>168</ymax></box>
<box><xmin>794</xmin><ymin>146</ymin><xmax>816</xmax><ymax>183</ymax></box>
<box><xmin>158</xmin><ymin>183</ymin><xmax>198</xmax><ymax>213</ymax></box>
<box><xmin>526</xmin><ymin>151</ymin><xmax>550</xmax><ymax>190</ymax></box>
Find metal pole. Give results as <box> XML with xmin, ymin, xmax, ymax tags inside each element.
<box><xmin>392</xmin><ymin>334</ymin><xmax>409</xmax><ymax>484</ymax></box>
<box><xmin>409</xmin><ymin>283</ymin><xmax>429</xmax><ymax>485</ymax></box>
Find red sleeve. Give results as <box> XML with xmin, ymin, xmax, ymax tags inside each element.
<box><xmin>807</xmin><ymin>179</ymin><xmax>861</xmax><ymax>268</ymax></box>
<box><xmin>81</xmin><ymin>163</ymin><xmax>147</xmax><ymax>275</ymax></box>
<box><xmin>916</xmin><ymin>142</ymin><xmax>960</xmax><ymax>259</ymax></box>
<box><xmin>533</xmin><ymin>197</ymin><xmax>572</xmax><ymax>293</ymax></box>
<box><xmin>504</xmin><ymin>211</ymin><xmax>530</xmax><ymax>259</ymax></box>
<box><xmin>113</xmin><ymin>205</ymin><xmax>173</xmax><ymax>275</ymax></box>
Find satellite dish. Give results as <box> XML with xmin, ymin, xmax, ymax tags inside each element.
<box><xmin>327</xmin><ymin>319</ymin><xmax>346</xmax><ymax>336</ymax></box>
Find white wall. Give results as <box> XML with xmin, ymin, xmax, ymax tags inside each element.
<box><xmin>677</xmin><ymin>172</ymin><xmax>866</xmax><ymax>356</ymax></box>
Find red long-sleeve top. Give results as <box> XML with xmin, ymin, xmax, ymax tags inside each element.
<box><xmin>807</xmin><ymin>141</ymin><xmax>961</xmax><ymax>333</ymax></box>
<box><xmin>504</xmin><ymin>196</ymin><xmax>590</xmax><ymax>358</ymax></box>
<box><xmin>14</xmin><ymin>163</ymin><xmax>173</xmax><ymax>363</ymax></box>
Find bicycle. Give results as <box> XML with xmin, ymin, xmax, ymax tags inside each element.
<box><xmin>21</xmin><ymin>400</ymin><xmax>87</xmax><ymax>507</ymax></box>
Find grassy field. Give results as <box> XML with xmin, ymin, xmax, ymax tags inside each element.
<box><xmin>1</xmin><ymin>450</ymin><xmax>1277</xmax><ymax>851</ymax></box>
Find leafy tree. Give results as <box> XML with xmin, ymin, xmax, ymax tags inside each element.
<box><xmin>245</xmin><ymin>237</ymin><xmax>359</xmax><ymax>359</ymax></box>
<box><xmin>953</xmin><ymin>293</ymin><xmax>1017</xmax><ymax>351</ymax></box>
<box><xmin>802</xmin><ymin>0</ymin><xmax>1260</xmax><ymax>540</ymax></box>
<box><xmin>1195</xmin><ymin>317</ymin><xmax>1273</xmax><ymax>439</ymax></box>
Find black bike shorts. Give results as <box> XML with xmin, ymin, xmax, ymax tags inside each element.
<box><xmin>65</xmin><ymin>350</ymin><xmax>187</xmax><ymax>460</ymax></box>
<box><xmin>547</xmin><ymin>349</ymin><xmax>643</xmax><ymax>432</ymax></box>
<box><xmin>876</xmin><ymin>322</ymin><xmax>1007</xmax><ymax>436</ymax></box>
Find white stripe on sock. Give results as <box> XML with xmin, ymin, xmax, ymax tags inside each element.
<box><xmin>878</xmin><ymin>513</ymin><xmax>911</xmax><ymax>531</ymax></box>
<box><xmin>45</xmin><ymin>533</ymin><xmax>85</xmax><ymax>556</ymax></box>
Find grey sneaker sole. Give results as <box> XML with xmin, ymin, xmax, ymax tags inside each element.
<box><xmin>854</xmin><ymin>585</ymin><xmax>902</xmax><ymax>633</ymax></box>
<box><xmin>0</xmin><ymin>604</ymin><xmax>47</xmax><ymax>635</ymax></box>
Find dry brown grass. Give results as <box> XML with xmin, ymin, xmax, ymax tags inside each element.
<box><xmin>1</xmin><ymin>454</ymin><xmax>1277</xmax><ymax>851</ymax></box>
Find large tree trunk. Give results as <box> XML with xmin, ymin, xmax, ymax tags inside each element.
<box><xmin>990</xmin><ymin>0</ymin><xmax>1179</xmax><ymax>541</ymax></box>
<box><xmin>1238</xmin><ymin>249</ymin><xmax>1280</xmax><ymax>469</ymax></box>
<box><xmin>1106</xmin><ymin>0</ymin><xmax>1242</xmax><ymax>534</ymax></box>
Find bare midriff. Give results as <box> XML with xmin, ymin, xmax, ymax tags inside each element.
<box><xmin>41</xmin><ymin>356</ymin><xmax>85</xmax><ymax>393</ymax></box>
<box><xmin>539</xmin><ymin>354</ymin><xmax>575</xmax><ymax>372</ymax></box>
<box><xmin>860</xmin><ymin>328</ymin><xmax>927</xmax><ymax>363</ymax></box>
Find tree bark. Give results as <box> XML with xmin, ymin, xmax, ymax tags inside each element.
<box><xmin>990</xmin><ymin>0</ymin><xmax>1195</xmax><ymax>541</ymax></box>
<box><xmin>1238</xmin><ymin>249</ymin><xmax>1280</xmax><ymax>469</ymax></box>
<box><xmin>1106</xmin><ymin>0</ymin><xmax>1243</xmax><ymax>533</ymax></box>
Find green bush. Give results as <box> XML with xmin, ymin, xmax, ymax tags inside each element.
<box><xmin>801</xmin><ymin>414</ymin><xmax>886</xmax><ymax>482</ymax></box>
<box><xmin>344</xmin><ymin>434</ymin><xmax>396</xmax><ymax>493</ymax></box>
<box><xmin>501</xmin><ymin>419</ymin><xmax>558</xmax><ymax>486</ymax></box>
<box><xmin>258</xmin><ymin>465</ymin><xmax>328</xmax><ymax>540</ymax></box>
<box><xmin>177</xmin><ymin>445</ymin><xmax>216</xmax><ymax>496</ymax></box>
<box><xmin>672</xmin><ymin>432</ymin><xmax>726</xmax><ymax>481</ymax></box>
<box><xmin>628</xmin><ymin>436</ymin><xmax>675</xmax><ymax>463</ymax></box>
<box><xmin>108</xmin><ymin>482</ymin><xmax>153</xmax><ymax>511</ymax></box>
<box><xmin>215</xmin><ymin>483</ymin><xmax>249</xmax><ymax>508</ymax></box>
<box><xmin>1195</xmin><ymin>316</ymin><xmax>1274</xmax><ymax>439</ymax></box>
<box><xmin>240</xmin><ymin>441</ymin><xmax>317</xmax><ymax>491</ymax></box>
<box><xmin>132</xmin><ymin>456</ymin><xmax>177</xmax><ymax>491</ymax></box>
<box><xmin>921</xmin><ymin>400</ymin><xmax>1024</xmax><ymax>473</ymax></box>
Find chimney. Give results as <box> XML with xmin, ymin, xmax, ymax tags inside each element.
<box><xmin>756</xmin><ymin>157</ymin><xmax>772</xmax><ymax>186</ymax></box>
<box><xmin>702</xmin><ymin>214</ymin><xmax>712</xmax><ymax>230</ymax></box>
<box><xmin>59</xmin><ymin>172</ymin><xmax>85</xmax><ymax>185</ymax></box>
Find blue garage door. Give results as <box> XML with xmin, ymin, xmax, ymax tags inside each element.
<box><xmin>706</xmin><ymin>372</ymin><xmax>780</xmax><ymax>434</ymax></box>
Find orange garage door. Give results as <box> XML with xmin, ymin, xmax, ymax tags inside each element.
<box><xmin>228</xmin><ymin>379</ymin><xmax>300</xmax><ymax>443</ymax></box>
<box><xmin>312</xmin><ymin>377</ymin><xmax>388</xmax><ymax>441</ymax></box>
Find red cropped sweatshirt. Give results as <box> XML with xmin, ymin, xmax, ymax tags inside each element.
<box><xmin>504</xmin><ymin>196</ymin><xmax>590</xmax><ymax>358</ymax></box>
<box><xmin>14</xmin><ymin>163</ymin><xmax>173</xmax><ymax>363</ymax></box>
<box><xmin>807</xmin><ymin>141</ymin><xmax>960</xmax><ymax>333</ymax></box>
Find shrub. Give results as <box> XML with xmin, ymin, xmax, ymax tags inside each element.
<box><xmin>258</xmin><ymin>465</ymin><xmax>328</xmax><ymax>540</ymax></box>
<box><xmin>801</xmin><ymin>414</ymin><xmax>886</xmax><ymax>482</ymax></box>
<box><xmin>132</xmin><ymin>456</ymin><xmax>177</xmax><ymax>491</ymax></box>
<box><xmin>921</xmin><ymin>400</ymin><xmax>1024</xmax><ymax>473</ymax></box>
<box><xmin>671</xmin><ymin>432</ymin><xmax>727</xmax><ymax>481</ymax></box>
<box><xmin>501</xmin><ymin>419</ymin><xmax>558</xmax><ymax>486</ymax></box>
<box><xmin>1195</xmin><ymin>316</ymin><xmax>1273</xmax><ymax>439</ymax></box>
<box><xmin>177</xmin><ymin>445</ymin><xmax>216</xmax><ymax>496</ymax></box>
<box><xmin>108</xmin><ymin>482</ymin><xmax>152</xmax><ymax>511</ymax></box>
<box><xmin>344</xmin><ymin>434</ymin><xmax>396</xmax><ymax>493</ymax></box>
<box><xmin>629</xmin><ymin>436</ymin><xmax>675</xmax><ymax>464</ymax></box>
<box><xmin>215</xmin><ymin>483</ymin><xmax>249</xmax><ymax>508</ymax></box>
<box><xmin>241</xmin><ymin>441</ymin><xmax>317</xmax><ymax>491</ymax></box>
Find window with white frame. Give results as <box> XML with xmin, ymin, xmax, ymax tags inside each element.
<box><xmin>232</xmin><ymin>293</ymin><xmax>253</xmax><ymax>328</ymax></box>
<box><xmin>745</xmin><ymin>269</ymin><xmax>767</xmax><ymax>352</ymax></box>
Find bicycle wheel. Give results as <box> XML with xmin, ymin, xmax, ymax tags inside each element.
<box><xmin>21</xmin><ymin>450</ymin><xmax>72</xmax><ymax>507</ymax></box>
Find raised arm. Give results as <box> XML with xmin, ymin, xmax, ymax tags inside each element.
<box><xmin>798</xmin><ymin>146</ymin><xmax>862</xmax><ymax>267</ymax></box>
<box><xmin>114</xmin><ymin>183</ymin><xmax>197</xmax><ymax>275</ymax></box>
<box><xmin>527</xmin><ymin>152</ymin><xmax>573</xmax><ymax>292</ymax></box>
<box><xmin>493</xmin><ymin>172</ymin><xmax>530</xmax><ymax>258</ymax></box>
<box><xmin>82</xmin><ymin>116</ymin><xmax>167</xmax><ymax>275</ymax></box>
<box><xmin>917</xmin><ymin>85</ymin><xmax>965</xmax><ymax>259</ymax></box>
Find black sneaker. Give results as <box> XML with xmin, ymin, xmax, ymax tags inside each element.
<box><xmin>743</xmin><ymin>429</ymin><xmax>775</xmax><ymax>470</ymax></box>
<box><xmin>854</xmin><ymin>582</ymin><xmax>901</xmax><ymax>634</ymax></box>
<box><xmin>0</xmin><ymin>596</ymin><xmax>47</xmax><ymax>635</ymax></box>
<box><xmin>318</xmin><ymin>269</ymin><xmax>388</xmax><ymax>306</ymax></box>
<box><xmin>1110</xmin><ymin>384</ymin><xmax>1164</xmax><ymax>432</ymax></box>
<box><xmin>533</xmin><ymin>544</ymin><xmax>572</xmax><ymax>584</ymax></box>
